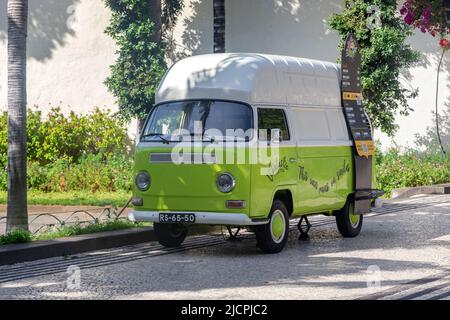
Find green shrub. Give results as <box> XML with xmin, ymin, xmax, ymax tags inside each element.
<box><xmin>1</xmin><ymin>152</ymin><xmax>133</xmax><ymax>193</ymax></box>
<box><xmin>0</xmin><ymin>107</ymin><xmax>134</xmax><ymax>193</ymax></box>
<box><xmin>25</xmin><ymin>154</ymin><xmax>133</xmax><ymax>193</ymax></box>
<box><xmin>0</xmin><ymin>107</ymin><xmax>133</xmax><ymax>167</ymax></box>
<box><xmin>0</xmin><ymin>230</ymin><xmax>32</xmax><ymax>246</ymax></box>
<box><xmin>0</xmin><ymin>221</ymin><xmax>146</xmax><ymax>245</ymax></box>
<box><xmin>376</xmin><ymin>149</ymin><xmax>450</xmax><ymax>196</ymax></box>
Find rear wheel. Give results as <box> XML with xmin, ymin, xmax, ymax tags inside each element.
<box><xmin>154</xmin><ymin>223</ymin><xmax>188</xmax><ymax>247</ymax></box>
<box><xmin>255</xmin><ymin>200</ymin><xmax>289</xmax><ymax>254</ymax></box>
<box><xmin>336</xmin><ymin>198</ymin><xmax>363</xmax><ymax>238</ymax></box>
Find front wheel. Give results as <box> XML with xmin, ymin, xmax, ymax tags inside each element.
<box><xmin>255</xmin><ymin>200</ymin><xmax>289</xmax><ymax>254</ymax></box>
<box><xmin>154</xmin><ymin>223</ymin><xmax>188</xmax><ymax>247</ymax></box>
<box><xmin>336</xmin><ymin>198</ymin><xmax>363</xmax><ymax>238</ymax></box>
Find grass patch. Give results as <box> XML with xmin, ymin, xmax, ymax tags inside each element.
<box><xmin>0</xmin><ymin>220</ymin><xmax>150</xmax><ymax>246</ymax></box>
<box><xmin>0</xmin><ymin>229</ymin><xmax>33</xmax><ymax>246</ymax></box>
<box><xmin>0</xmin><ymin>190</ymin><xmax>131</xmax><ymax>207</ymax></box>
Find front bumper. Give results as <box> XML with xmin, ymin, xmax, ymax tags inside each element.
<box><xmin>129</xmin><ymin>211</ymin><xmax>269</xmax><ymax>226</ymax></box>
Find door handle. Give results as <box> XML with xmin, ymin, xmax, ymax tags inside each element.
<box><xmin>289</xmin><ymin>158</ymin><xmax>298</xmax><ymax>163</ymax></box>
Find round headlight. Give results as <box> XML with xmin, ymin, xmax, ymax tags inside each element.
<box><xmin>135</xmin><ymin>171</ymin><xmax>151</xmax><ymax>191</ymax></box>
<box><xmin>217</xmin><ymin>173</ymin><xmax>236</xmax><ymax>193</ymax></box>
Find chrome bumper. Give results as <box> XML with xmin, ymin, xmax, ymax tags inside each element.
<box><xmin>129</xmin><ymin>211</ymin><xmax>269</xmax><ymax>226</ymax></box>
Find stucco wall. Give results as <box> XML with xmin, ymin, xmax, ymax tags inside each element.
<box><xmin>0</xmin><ymin>0</ymin><xmax>117</xmax><ymax>113</ymax></box>
<box><xmin>0</xmin><ymin>0</ymin><xmax>448</xmax><ymax>148</ymax></box>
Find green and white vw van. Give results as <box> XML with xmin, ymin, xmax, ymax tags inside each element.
<box><xmin>129</xmin><ymin>53</ymin><xmax>375</xmax><ymax>254</ymax></box>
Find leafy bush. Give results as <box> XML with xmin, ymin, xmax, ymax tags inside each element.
<box><xmin>376</xmin><ymin>149</ymin><xmax>450</xmax><ymax>196</ymax></box>
<box><xmin>0</xmin><ymin>107</ymin><xmax>133</xmax><ymax>167</ymax></box>
<box><xmin>24</xmin><ymin>154</ymin><xmax>133</xmax><ymax>193</ymax></box>
<box><xmin>0</xmin><ymin>107</ymin><xmax>134</xmax><ymax>193</ymax></box>
<box><xmin>0</xmin><ymin>229</ymin><xmax>32</xmax><ymax>246</ymax></box>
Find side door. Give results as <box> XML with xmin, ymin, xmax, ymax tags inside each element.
<box><xmin>291</xmin><ymin>107</ymin><xmax>353</xmax><ymax>215</ymax></box>
<box><xmin>250</xmin><ymin>106</ymin><xmax>298</xmax><ymax>218</ymax></box>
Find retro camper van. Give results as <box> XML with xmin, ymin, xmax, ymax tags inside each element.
<box><xmin>129</xmin><ymin>53</ymin><xmax>377</xmax><ymax>254</ymax></box>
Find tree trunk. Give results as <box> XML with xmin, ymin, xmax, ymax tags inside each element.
<box><xmin>142</xmin><ymin>0</ymin><xmax>162</xmax><ymax>127</ymax></box>
<box><xmin>213</xmin><ymin>0</ymin><xmax>225</xmax><ymax>53</ymax></box>
<box><xmin>6</xmin><ymin>0</ymin><xmax>28</xmax><ymax>232</ymax></box>
<box><xmin>149</xmin><ymin>0</ymin><xmax>162</xmax><ymax>44</ymax></box>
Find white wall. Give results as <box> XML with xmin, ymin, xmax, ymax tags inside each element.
<box><xmin>0</xmin><ymin>0</ymin><xmax>448</xmax><ymax>149</ymax></box>
<box><xmin>0</xmin><ymin>0</ymin><xmax>118</xmax><ymax>115</ymax></box>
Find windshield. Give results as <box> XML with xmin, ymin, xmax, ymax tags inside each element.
<box><xmin>141</xmin><ymin>100</ymin><xmax>253</xmax><ymax>142</ymax></box>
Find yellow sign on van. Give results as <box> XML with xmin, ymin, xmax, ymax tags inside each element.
<box><xmin>355</xmin><ymin>140</ymin><xmax>374</xmax><ymax>158</ymax></box>
<box><xmin>342</xmin><ymin>92</ymin><xmax>363</xmax><ymax>101</ymax></box>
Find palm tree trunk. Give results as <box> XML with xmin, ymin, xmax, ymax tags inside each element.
<box><xmin>6</xmin><ymin>0</ymin><xmax>28</xmax><ymax>232</ymax></box>
<box><xmin>213</xmin><ymin>0</ymin><xmax>225</xmax><ymax>53</ymax></box>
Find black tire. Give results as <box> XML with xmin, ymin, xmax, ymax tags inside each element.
<box><xmin>154</xmin><ymin>223</ymin><xmax>188</xmax><ymax>247</ymax></box>
<box><xmin>255</xmin><ymin>200</ymin><xmax>289</xmax><ymax>254</ymax></box>
<box><xmin>336</xmin><ymin>197</ymin><xmax>363</xmax><ymax>238</ymax></box>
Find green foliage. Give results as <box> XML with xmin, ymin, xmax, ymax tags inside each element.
<box><xmin>0</xmin><ymin>107</ymin><xmax>133</xmax><ymax>193</ymax></box>
<box><xmin>0</xmin><ymin>229</ymin><xmax>32</xmax><ymax>246</ymax></box>
<box><xmin>104</xmin><ymin>0</ymin><xmax>185</xmax><ymax>121</ymax></box>
<box><xmin>376</xmin><ymin>149</ymin><xmax>450</xmax><ymax>196</ymax></box>
<box><xmin>24</xmin><ymin>154</ymin><xmax>133</xmax><ymax>193</ymax></box>
<box><xmin>0</xmin><ymin>107</ymin><xmax>132</xmax><ymax>167</ymax></box>
<box><xmin>329</xmin><ymin>0</ymin><xmax>420</xmax><ymax>136</ymax></box>
<box><xmin>0</xmin><ymin>221</ymin><xmax>148</xmax><ymax>246</ymax></box>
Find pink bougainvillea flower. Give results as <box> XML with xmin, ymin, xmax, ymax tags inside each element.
<box><xmin>400</xmin><ymin>0</ymin><xmax>450</xmax><ymax>45</ymax></box>
<box><xmin>404</xmin><ymin>13</ymin><xmax>414</xmax><ymax>25</ymax></box>
<box><xmin>439</xmin><ymin>38</ymin><xmax>450</xmax><ymax>49</ymax></box>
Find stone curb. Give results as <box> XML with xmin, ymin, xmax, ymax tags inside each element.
<box><xmin>391</xmin><ymin>183</ymin><xmax>450</xmax><ymax>199</ymax></box>
<box><xmin>0</xmin><ymin>227</ymin><xmax>155</xmax><ymax>266</ymax></box>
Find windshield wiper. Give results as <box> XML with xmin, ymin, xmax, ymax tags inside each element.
<box><xmin>189</xmin><ymin>133</ymin><xmax>215</xmax><ymax>143</ymax></box>
<box><xmin>142</xmin><ymin>133</ymin><xmax>170</xmax><ymax>144</ymax></box>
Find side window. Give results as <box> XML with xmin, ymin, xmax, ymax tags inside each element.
<box><xmin>326</xmin><ymin>109</ymin><xmax>350</xmax><ymax>141</ymax></box>
<box><xmin>258</xmin><ymin>108</ymin><xmax>290</xmax><ymax>141</ymax></box>
<box><xmin>293</xmin><ymin>109</ymin><xmax>331</xmax><ymax>141</ymax></box>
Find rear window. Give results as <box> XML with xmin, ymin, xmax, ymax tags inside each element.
<box><xmin>258</xmin><ymin>108</ymin><xmax>290</xmax><ymax>141</ymax></box>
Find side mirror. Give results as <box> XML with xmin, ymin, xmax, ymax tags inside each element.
<box><xmin>271</xmin><ymin>129</ymin><xmax>282</xmax><ymax>144</ymax></box>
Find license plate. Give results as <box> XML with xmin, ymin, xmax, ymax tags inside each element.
<box><xmin>159</xmin><ymin>213</ymin><xmax>196</xmax><ymax>223</ymax></box>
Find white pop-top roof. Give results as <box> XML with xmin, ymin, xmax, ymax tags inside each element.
<box><xmin>156</xmin><ymin>53</ymin><xmax>341</xmax><ymax>107</ymax></box>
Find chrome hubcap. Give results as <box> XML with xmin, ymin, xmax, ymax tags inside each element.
<box><xmin>270</xmin><ymin>210</ymin><xmax>286</xmax><ymax>244</ymax></box>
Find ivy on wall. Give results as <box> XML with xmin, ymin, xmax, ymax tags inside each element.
<box><xmin>329</xmin><ymin>0</ymin><xmax>420</xmax><ymax>136</ymax></box>
<box><xmin>104</xmin><ymin>0</ymin><xmax>185</xmax><ymax>124</ymax></box>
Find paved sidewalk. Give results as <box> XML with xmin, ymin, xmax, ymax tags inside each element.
<box><xmin>0</xmin><ymin>194</ymin><xmax>449</xmax><ymax>300</ymax></box>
